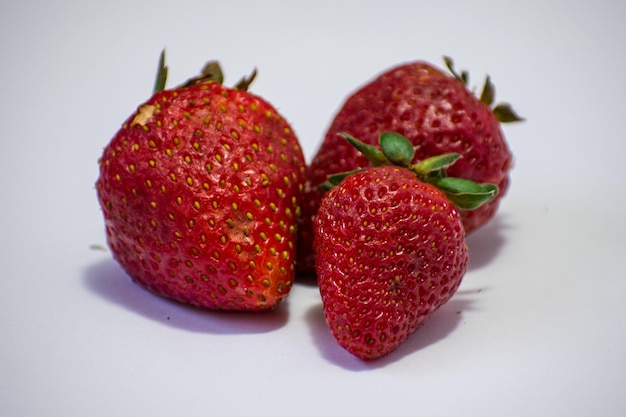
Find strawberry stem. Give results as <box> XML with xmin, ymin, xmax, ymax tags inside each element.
<box><xmin>443</xmin><ymin>56</ymin><xmax>524</xmax><ymax>123</ymax></box>
<box><xmin>322</xmin><ymin>132</ymin><xmax>499</xmax><ymax>210</ymax></box>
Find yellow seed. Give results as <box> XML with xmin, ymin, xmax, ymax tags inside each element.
<box><xmin>262</xmin><ymin>279</ymin><xmax>271</xmax><ymax>287</ymax></box>
<box><xmin>186</xmin><ymin>177</ymin><xmax>194</xmax><ymax>186</ymax></box>
<box><xmin>193</xmin><ymin>201</ymin><xmax>201</xmax><ymax>210</ymax></box>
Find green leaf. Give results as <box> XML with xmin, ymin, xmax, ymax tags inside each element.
<box><xmin>319</xmin><ymin>169</ymin><xmax>363</xmax><ymax>191</ymax></box>
<box><xmin>412</xmin><ymin>153</ymin><xmax>461</xmax><ymax>177</ymax></box>
<box><xmin>479</xmin><ymin>75</ymin><xmax>495</xmax><ymax>106</ymax></box>
<box><xmin>339</xmin><ymin>133</ymin><xmax>389</xmax><ymax>167</ymax></box>
<box><xmin>153</xmin><ymin>49</ymin><xmax>168</xmax><ymax>93</ymax></box>
<box><xmin>179</xmin><ymin>61</ymin><xmax>224</xmax><ymax>88</ymax></box>
<box><xmin>234</xmin><ymin>68</ymin><xmax>258</xmax><ymax>91</ymax></box>
<box><xmin>443</xmin><ymin>55</ymin><xmax>468</xmax><ymax>86</ymax></box>
<box><xmin>493</xmin><ymin>103</ymin><xmax>525</xmax><ymax>123</ymax></box>
<box><xmin>433</xmin><ymin>177</ymin><xmax>498</xmax><ymax>210</ymax></box>
<box><xmin>379</xmin><ymin>132</ymin><xmax>415</xmax><ymax>166</ymax></box>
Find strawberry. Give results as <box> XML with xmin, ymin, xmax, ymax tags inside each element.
<box><xmin>299</xmin><ymin>57</ymin><xmax>522</xmax><ymax>274</ymax></box>
<box><xmin>314</xmin><ymin>132</ymin><xmax>496</xmax><ymax>359</ymax></box>
<box><xmin>96</xmin><ymin>51</ymin><xmax>306</xmax><ymax>311</ymax></box>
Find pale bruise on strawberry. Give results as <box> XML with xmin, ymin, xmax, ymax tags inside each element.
<box><xmin>96</xmin><ymin>51</ymin><xmax>306</xmax><ymax>311</ymax></box>
<box><xmin>314</xmin><ymin>132</ymin><xmax>496</xmax><ymax>359</ymax></box>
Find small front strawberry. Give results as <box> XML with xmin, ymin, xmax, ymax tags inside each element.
<box><xmin>299</xmin><ymin>57</ymin><xmax>522</xmax><ymax>275</ymax></box>
<box><xmin>96</xmin><ymin>51</ymin><xmax>306</xmax><ymax>311</ymax></box>
<box><xmin>314</xmin><ymin>132</ymin><xmax>496</xmax><ymax>359</ymax></box>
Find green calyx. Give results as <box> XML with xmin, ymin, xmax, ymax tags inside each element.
<box><xmin>443</xmin><ymin>55</ymin><xmax>525</xmax><ymax>123</ymax></box>
<box><xmin>322</xmin><ymin>132</ymin><xmax>498</xmax><ymax>210</ymax></box>
<box><xmin>152</xmin><ymin>48</ymin><xmax>256</xmax><ymax>93</ymax></box>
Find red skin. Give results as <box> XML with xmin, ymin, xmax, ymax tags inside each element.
<box><xmin>299</xmin><ymin>62</ymin><xmax>511</xmax><ymax>274</ymax></box>
<box><xmin>314</xmin><ymin>166</ymin><xmax>468</xmax><ymax>359</ymax></box>
<box><xmin>96</xmin><ymin>82</ymin><xmax>306</xmax><ymax>311</ymax></box>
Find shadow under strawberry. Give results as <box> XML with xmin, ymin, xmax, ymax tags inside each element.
<box><xmin>83</xmin><ymin>258</ymin><xmax>289</xmax><ymax>334</ymax></box>
<box><xmin>466</xmin><ymin>214</ymin><xmax>512</xmax><ymax>271</ymax></box>
<box><xmin>305</xmin><ymin>297</ymin><xmax>473</xmax><ymax>371</ymax></box>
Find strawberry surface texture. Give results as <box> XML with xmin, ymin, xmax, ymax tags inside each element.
<box><xmin>96</xmin><ymin>62</ymin><xmax>306</xmax><ymax>311</ymax></box>
<box><xmin>298</xmin><ymin>58</ymin><xmax>520</xmax><ymax>274</ymax></box>
<box><xmin>314</xmin><ymin>165</ymin><xmax>469</xmax><ymax>359</ymax></box>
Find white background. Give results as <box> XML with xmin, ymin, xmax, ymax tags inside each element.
<box><xmin>2</xmin><ymin>1</ymin><xmax>625</xmax><ymax>416</ymax></box>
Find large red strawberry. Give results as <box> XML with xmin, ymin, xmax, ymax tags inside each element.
<box><xmin>299</xmin><ymin>57</ymin><xmax>522</xmax><ymax>274</ymax></box>
<box><xmin>96</xmin><ymin>51</ymin><xmax>306</xmax><ymax>311</ymax></box>
<box><xmin>314</xmin><ymin>132</ymin><xmax>496</xmax><ymax>359</ymax></box>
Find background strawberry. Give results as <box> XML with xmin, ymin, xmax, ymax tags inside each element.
<box><xmin>314</xmin><ymin>132</ymin><xmax>496</xmax><ymax>359</ymax></box>
<box><xmin>299</xmin><ymin>57</ymin><xmax>522</xmax><ymax>275</ymax></box>
<box><xmin>96</xmin><ymin>52</ymin><xmax>306</xmax><ymax>311</ymax></box>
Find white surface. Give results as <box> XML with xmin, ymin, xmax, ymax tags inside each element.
<box><xmin>2</xmin><ymin>1</ymin><xmax>625</xmax><ymax>416</ymax></box>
